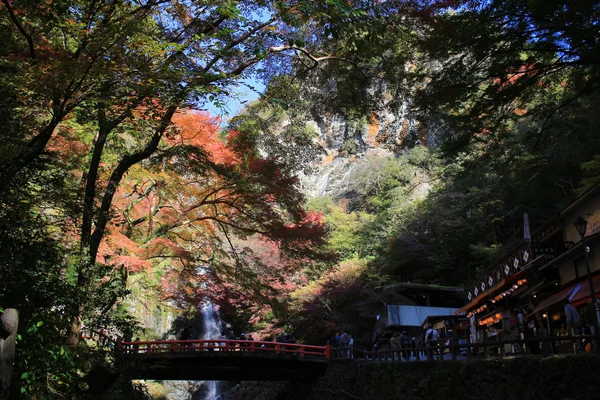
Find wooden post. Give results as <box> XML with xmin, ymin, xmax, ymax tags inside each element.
<box><xmin>467</xmin><ymin>343</ymin><xmax>473</xmax><ymax>360</ymax></box>
<box><xmin>325</xmin><ymin>344</ymin><xmax>331</xmax><ymax>359</ymax></box>
<box><xmin>275</xmin><ymin>344</ymin><xmax>280</xmax><ymax>354</ymax></box>
<box><xmin>1</xmin><ymin>308</ymin><xmax>19</xmax><ymax>400</ymax></box>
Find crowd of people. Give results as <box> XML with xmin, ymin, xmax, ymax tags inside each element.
<box><xmin>328</xmin><ymin>331</ymin><xmax>355</xmax><ymax>358</ymax></box>
<box><xmin>369</xmin><ymin>324</ymin><xmax>450</xmax><ymax>361</ymax></box>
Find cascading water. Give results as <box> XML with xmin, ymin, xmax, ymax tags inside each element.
<box><xmin>199</xmin><ymin>303</ymin><xmax>224</xmax><ymax>400</ymax></box>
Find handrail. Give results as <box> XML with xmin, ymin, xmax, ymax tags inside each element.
<box><xmin>331</xmin><ymin>334</ymin><xmax>599</xmax><ymax>361</ymax></box>
<box><xmin>116</xmin><ymin>335</ymin><xmax>598</xmax><ymax>363</ymax></box>
<box><xmin>117</xmin><ymin>339</ymin><xmax>331</xmax><ymax>359</ymax></box>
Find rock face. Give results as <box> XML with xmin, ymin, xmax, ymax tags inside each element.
<box><xmin>0</xmin><ymin>308</ymin><xmax>18</xmax><ymax>400</ymax></box>
<box><xmin>299</xmin><ymin>98</ymin><xmax>435</xmax><ymax>199</ymax></box>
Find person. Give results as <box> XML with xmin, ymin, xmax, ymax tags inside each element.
<box><xmin>333</xmin><ymin>332</ymin><xmax>341</xmax><ymax>357</ymax></box>
<box><xmin>417</xmin><ymin>334</ymin><xmax>426</xmax><ymax>358</ymax></box>
<box><xmin>348</xmin><ymin>334</ymin><xmax>354</xmax><ymax>359</ymax></box>
<box><xmin>240</xmin><ymin>332</ymin><xmax>247</xmax><ymax>348</ymax></box>
<box><xmin>340</xmin><ymin>331</ymin><xmax>350</xmax><ymax>358</ymax></box>
<box><xmin>280</xmin><ymin>332</ymin><xmax>289</xmax><ymax>351</ymax></box>
<box><xmin>411</xmin><ymin>337</ymin><xmax>417</xmax><ymax>357</ymax></box>
<box><xmin>227</xmin><ymin>330</ymin><xmax>237</xmax><ymax>350</ymax></box>
<box><xmin>399</xmin><ymin>331</ymin><xmax>410</xmax><ymax>361</ymax></box>
<box><xmin>179</xmin><ymin>326</ymin><xmax>191</xmax><ymax>351</ymax></box>
<box><xmin>371</xmin><ymin>334</ymin><xmax>380</xmax><ymax>356</ymax></box>
<box><xmin>564</xmin><ymin>299</ymin><xmax>582</xmax><ymax>351</ymax></box>
<box><xmin>389</xmin><ymin>332</ymin><xmax>399</xmax><ymax>361</ymax></box>
<box><xmin>123</xmin><ymin>329</ymin><xmax>133</xmax><ymax>354</ymax></box>
<box><xmin>425</xmin><ymin>324</ymin><xmax>440</xmax><ymax>360</ymax></box>
<box><xmin>180</xmin><ymin>326</ymin><xmax>190</xmax><ymax>340</ymax></box>
<box><xmin>219</xmin><ymin>331</ymin><xmax>228</xmax><ymax>351</ymax></box>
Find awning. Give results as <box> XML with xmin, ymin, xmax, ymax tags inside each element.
<box><xmin>569</xmin><ymin>275</ymin><xmax>600</xmax><ymax>306</ymax></box>
<box><xmin>386</xmin><ymin>305</ymin><xmax>462</xmax><ymax>327</ymax></box>
<box><xmin>531</xmin><ymin>275</ymin><xmax>600</xmax><ymax>314</ymax></box>
<box><xmin>531</xmin><ymin>285</ymin><xmax>574</xmax><ymax>315</ymax></box>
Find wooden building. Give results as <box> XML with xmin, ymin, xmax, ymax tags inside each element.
<box><xmin>455</xmin><ymin>184</ymin><xmax>600</xmax><ymax>354</ymax></box>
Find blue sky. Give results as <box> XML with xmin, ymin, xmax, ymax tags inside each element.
<box><xmin>204</xmin><ymin>78</ymin><xmax>266</xmax><ymax>125</ymax></box>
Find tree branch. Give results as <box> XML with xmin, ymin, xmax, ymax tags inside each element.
<box><xmin>2</xmin><ymin>0</ymin><xmax>35</xmax><ymax>59</ymax></box>
<box><xmin>89</xmin><ymin>103</ymin><xmax>178</xmax><ymax>263</ymax></box>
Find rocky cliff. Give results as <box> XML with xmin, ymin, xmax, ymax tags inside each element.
<box><xmin>298</xmin><ymin>98</ymin><xmax>436</xmax><ymax>199</ymax></box>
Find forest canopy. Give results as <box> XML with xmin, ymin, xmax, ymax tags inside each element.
<box><xmin>1</xmin><ymin>0</ymin><xmax>599</xmax><ymax>397</ymax></box>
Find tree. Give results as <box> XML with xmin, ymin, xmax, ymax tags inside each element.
<box><xmin>414</xmin><ymin>0</ymin><xmax>600</xmax><ymax>154</ymax></box>
<box><xmin>0</xmin><ymin>0</ymin><xmax>372</xmax><ymax>347</ymax></box>
<box><xmin>86</xmin><ymin>109</ymin><xmax>330</xmax><ymax>339</ymax></box>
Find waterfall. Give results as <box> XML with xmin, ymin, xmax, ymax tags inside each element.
<box><xmin>199</xmin><ymin>303</ymin><xmax>223</xmax><ymax>400</ymax></box>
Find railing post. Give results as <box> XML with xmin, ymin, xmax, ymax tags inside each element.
<box><xmin>325</xmin><ymin>344</ymin><xmax>331</xmax><ymax>359</ymax></box>
<box><xmin>299</xmin><ymin>345</ymin><xmax>305</xmax><ymax>357</ymax></box>
<box><xmin>250</xmin><ymin>342</ymin><xmax>256</xmax><ymax>352</ymax></box>
<box><xmin>275</xmin><ymin>344</ymin><xmax>280</xmax><ymax>354</ymax></box>
<box><xmin>117</xmin><ymin>340</ymin><xmax>123</xmax><ymax>352</ymax></box>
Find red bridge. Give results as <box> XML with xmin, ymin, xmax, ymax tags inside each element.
<box><xmin>116</xmin><ymin>339</ymin><xmax>331</xmax><ymax>381</ymax></box>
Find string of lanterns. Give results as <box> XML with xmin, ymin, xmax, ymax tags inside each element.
<box><xmin>478</xmin><ymin>313</ymin><xmax>502</xmax><ymax>326</ymax></box>
<box><xmin>490</xmin><ymin>279</ymin><xmax>528</xmax><ymax>303</ymax></box>
<box><xmin>466</xmin><ymin>279</ymin><xmax>528</xmax><ymax>318</ymax></box>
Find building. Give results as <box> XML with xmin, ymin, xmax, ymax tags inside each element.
<box><xmin>372</xmin><ymin>283</ymin><xmax>465</xmax><ymax>348</ymax></box>
<box><xmin>455</xmin><ymin>184</ymin><xmax>600</xmax><ymax>354</ymax></box>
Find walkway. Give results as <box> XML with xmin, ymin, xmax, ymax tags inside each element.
<box><xmin>117</xmin><ymin>339</ymin><xmax>330</xmax><ymax>381</ymax></box>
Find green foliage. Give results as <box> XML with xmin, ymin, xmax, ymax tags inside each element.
<box><xmin>228</xmin><ymin>76</ymin><xmax>323</xmax><ymax>174</ymax></box>
<box><xmin>323</xmin><ymin>204</ymin><xmax>364</xmax><ymax>260</ymax></box>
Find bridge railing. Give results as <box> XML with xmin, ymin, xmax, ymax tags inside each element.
<box><xmin>117</xmin><ymin>339</ymin><xmax>331</xmax><ymax>359</ymax></box>
<box><xmin>331</xmin><ymin>334</ymin><xmax>598</xmax><ymax>362</ymax></box>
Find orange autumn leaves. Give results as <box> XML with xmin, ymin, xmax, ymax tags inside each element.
<box><xmin>95</xmin><ymin>108</ymin><xmax>327</xmax><ymax>303</ymax></box>
<box><xmin>168</xmin><ymin>111</ymin><xmax>238</xmax><ymax>166</ymax></box>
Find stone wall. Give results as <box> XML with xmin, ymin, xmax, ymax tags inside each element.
<box><xmin>229</xmin><ymin>355</ymin><xmax>600</xmax><ymax>400</ymax></box>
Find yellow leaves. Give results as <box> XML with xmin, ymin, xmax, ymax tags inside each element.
<box><xmin>323</xmin><ymin>258</ymin><xmax>367</xmax><ymax>287</ymax></box>
<box><xmin>290</xmin><ymin>258</ymin><xmax>368</xmax><ymax>306</ymax></box>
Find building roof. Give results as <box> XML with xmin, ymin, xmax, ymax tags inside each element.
<box><xmin>386</xmin><ymin>305</ymin><xmax>463</xmax><ymax>327</ymax></box>
<box><xmin>560</xmin><ymin>182</ymin><xmax>600</xmax><ymax>218</ymax></box>
<box><xmin>383</xmin><ymin>283</ymin><xmax>464</xmax><ymax>292</ymax></box>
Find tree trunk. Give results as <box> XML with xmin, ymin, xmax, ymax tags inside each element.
<box><xmin>65</xmin><ymin>303</ymin><xmax>83</xmax><ymax>348</ymax></box>
<box><xmin>66</xmin><ymin>104</ymin><xmax>178</xmax><ymax>347</ymax></box>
